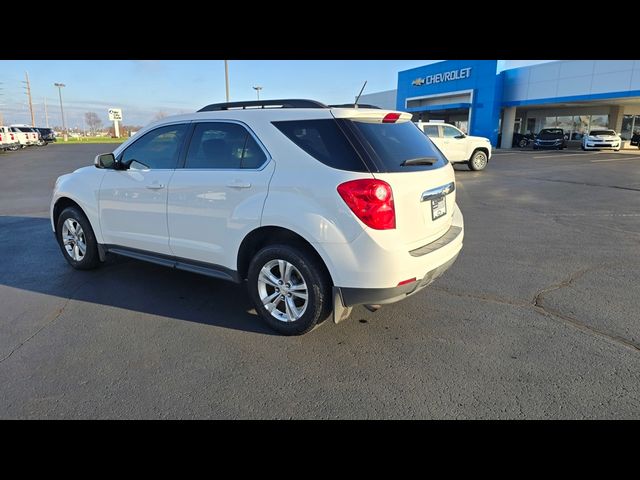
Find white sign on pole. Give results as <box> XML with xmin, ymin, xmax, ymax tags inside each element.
<box><xmin>108</xmin><ymin>108</ymin><xmax>123</xmax><ymax>121</ymax></box>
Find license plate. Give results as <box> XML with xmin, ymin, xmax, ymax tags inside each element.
<box><xmin>431</xmin><ymin>196</ymin><xmax>446</xmax><ymax>220</ymax></box>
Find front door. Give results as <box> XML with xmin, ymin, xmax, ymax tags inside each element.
<box><xmin>167</xmin><ymin>121</ymin><xmax>274</xmax><ymax>270</ymax></box>
<box><xmin>99</xmin><ymin>123</ymin><xmax>188</xmax><ymax>254</ymax></box>
<box><xmin>440</xmin><ymin>125</ymin><xmax>469</xmax><ymax>162</ymax></box>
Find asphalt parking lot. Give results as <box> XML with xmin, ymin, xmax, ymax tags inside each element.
<box><xmin>1</xmin><ymin>144</ymin><xmax>639</xmax><ymax>419</ymax></box>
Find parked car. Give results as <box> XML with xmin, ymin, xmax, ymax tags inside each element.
<box><xmin>630</xmin><ymin>132</ymin><xmax>639</xmax><ymax>147</ymax></box>
<box><xmin>0</xmin><ymin>126</ymin><xmax>21</xmax><ymax>151</ymax></box>
<box><xmin>51</xmin><ymin>99</ymin><xmax>464</xmax><ymax>335</ymax></box>
<box><xmin>581</xmin><ymin>129</ymin><xmax>621</xmax><ymax>151</ymax></box>
<box><xmin>415</xmin><ymin>121</ymin><xmax>491</xmax><ymax>171</ymax></box>
<box><xmin>513</xmin><ymin>132</ymin><xmax>535</xmax><ymax>148</ymax></box>
<box><xmin>533</xmin><ymin>128</ymin><xmax>567</xmax><ymax>150</ymax></box>
<box><xmin>34</xmin><ymin>127</ymin><xmax>56</xmax><ymax>145</ymax></box>
<box><xmin>11</xmin><ymin>125</ymin><xmax>38</xmax><ymax>146</ymax></box>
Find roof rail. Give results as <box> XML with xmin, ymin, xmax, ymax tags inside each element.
<box><xmin>198</xmin><ymin>99</ymin><xmax>328</xmax><ymax>112</ymax></box>
<box><xmin>328</xmin><ymin>104</ymin><xmax>381</xmax><ymax>109</ymax></box>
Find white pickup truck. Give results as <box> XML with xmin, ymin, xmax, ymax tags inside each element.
<box><xmin>415</xmin><ymin>121</ymin><xmax>491</xmax><ymax>171</ymax></box>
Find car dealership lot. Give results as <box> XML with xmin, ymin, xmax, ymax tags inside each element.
<box><xmin>1</xmin><ymin>145</ymin><xmax>639</xmax><ymax>419</ymax></box>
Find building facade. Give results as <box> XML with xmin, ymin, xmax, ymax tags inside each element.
<box><xmin>359</xmin><ymin>60</ymin><xmax>640</xmax><ymax>148</ymax></box>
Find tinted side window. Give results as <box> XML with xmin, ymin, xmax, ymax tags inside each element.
<box><xmin>272</xmin><ymin>119</ymin><xmax>367</xmax><ymax>172</ymax></box>
<box><xmin>442</xmin><ymin>126</ymin><xmax>461</xmax><ymax>138</ymax></box>
<box><xmin>184</xmin><ymin>122</ymin><xmax>267</xmax><ymax>169</ymax></box>
<box><xmin>121</xmin><ymin>124</ymin><xmax>187</xmax><ymax>170</ymax></box>
<box><xmin>423</xmin><ymin>125</ymin><xmax>439</xmax><ymax>137</ymax></box>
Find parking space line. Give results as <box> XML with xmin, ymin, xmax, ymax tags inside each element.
<box><xmin>591</xmin><ymin>156</ymin><xmax>640</xmax><ymax>163</ymax></box>
<box><xmin>532</xmin><ymin>153</ymin><xmax>598</xmax><ymax>158</ymax></box>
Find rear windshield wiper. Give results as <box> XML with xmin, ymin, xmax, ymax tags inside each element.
<box><xmin>401</xmin><ymin>157</ymin><xmax>437</xmax><ymax>166</ymax></box>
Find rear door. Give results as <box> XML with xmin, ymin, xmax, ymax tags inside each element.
<box><xmin>340</xmin><ymin>113</ymin><xmax>456</xmax><ymax>250</ymax></box>
<box><xmin>167</xmin><ymin>121</ymin><xmax>274</xmax><ymax>269</ymax></box>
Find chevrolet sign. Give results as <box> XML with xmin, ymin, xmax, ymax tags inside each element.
<box><xmin>412</xmin><ymin>67</ymin><xmax>472</xmax><ymax>86</ymax></box>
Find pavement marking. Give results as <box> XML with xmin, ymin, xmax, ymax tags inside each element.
<box><xmin>532</xmin><ymin>153</ymin><xmax>597</xmax><ymax>158</ymax></box>
<box><xmin>591</xmin><ymin>156</ymin><xmax>640</xmax><ymax>163</ymax></box>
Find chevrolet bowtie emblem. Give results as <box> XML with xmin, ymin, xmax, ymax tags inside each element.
<box><xmin>412</xmin><ymin>77</ymin><xmax>426</xmax><ymax>86</ymax></box>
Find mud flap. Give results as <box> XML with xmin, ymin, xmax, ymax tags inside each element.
<box><xmin>333</xmin><ymin>287</ymin><xmax>353</xmax><ymax>324</ymax></box>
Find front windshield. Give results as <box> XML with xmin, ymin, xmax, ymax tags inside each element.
<box><xmin>590</xmin><ymin>130</ymin><xmax>616</xmax><ymax>136</ymax></box>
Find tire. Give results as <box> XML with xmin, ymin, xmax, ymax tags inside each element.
<box><xmin>468</xmin><ymin>150</ymin><xmax>488</xmax><ymax>171</ymax></box>
<box><xmin>247</xmin><ymin>244</ymin><xmax>332</xmax><ymax>336</ymax></box>
<box><xmin>581</xmin><ymin>145</ymin><xmax>586</xmax><ymax>151</ymax></box>
<box><xmin>532</xmin><ymin>145</ymin><xmax>538</xmax><ymax>150</ymax></box>
<box><xmin>56</xmin><ymin>206</ymin><xmax>101</xmax><ymax>270</ymax></box>
<box><xmin>518</xmin><ymin>138</ymin><xmax>528</xmax><ymax>148</ymax></box>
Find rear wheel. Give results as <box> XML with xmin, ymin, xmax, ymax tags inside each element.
<box><xmin>518</xmin><ymin>138</ymin><xmax>528</xmax><ymax>148</ymax></box>
<box><xmin>468</xmin><ymin>150</ymin><xmax>488</xmax><ymax>171</ymax></box>
<box><xmin>247</xmin><ymin>244</ymin><xmax>332</xmax><ymax>335</ymax></box>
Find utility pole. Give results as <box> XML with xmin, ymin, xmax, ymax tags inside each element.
<box><xmin>253</xmin><ymin>85</ymin><xmax>263</xmax><ymax>100</ymax></box>
<box><xmin>0</xmin><ymin>82</ymin><xmax>4</xmax><ymax>125</ymax></box>
<box><xmin>224</xmin><ymin>60</ymin><xmax>230</xmax><ymax>102</ymax></box>
<box><xmin>44</xmin><ymin>97</ymin><xmax>49</xmax><ymax>127</ymax></box>
<box><xmin>23</xmin><ymin>72</ymin><xmax>35</xmax><ymax>126</ymax></box>
<box><xmin>54</xmin><ymin>83</ymin><xmax>67</xmax><ymax>141</ymax></box>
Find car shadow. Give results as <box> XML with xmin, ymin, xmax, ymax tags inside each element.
<box><xmin>0</xmin><ymin>215</ymin><xmax>278</xmax><ymax>335</ymax></box>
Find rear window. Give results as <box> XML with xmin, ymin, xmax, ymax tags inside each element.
<box><xmin>272</xmin><ymin>119</ymin><xmax>368</xmax><ymax>172</ymax></box>
<box><xmin>350</xmin><ymin>120</ymin><xmax>448</xmax><ymax>172</ymax></box>
<box><xmin>16</xmin><ymin>127</ymin><xmax>33</xmax><ymax>132</ymax></box>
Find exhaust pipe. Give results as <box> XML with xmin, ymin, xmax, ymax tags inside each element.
<box><xmin>363</xmin><ymin>304</ymin><xmax>381</xmax><ymax>313</ymax></box>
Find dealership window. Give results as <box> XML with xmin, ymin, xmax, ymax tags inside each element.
<box><xmin>620</xmin><ymin>115</ymin><xmax>640</xmax><ymax>140</ymax></box>
<box><xmin>589</xmin><ymin>115</ymin><xmax>609</xmax><ymax>131</ymax></box>
<box><xmin>539</xmin><ymin>115</ymin><xmax>609</xmax><ymax>139</ymax></box>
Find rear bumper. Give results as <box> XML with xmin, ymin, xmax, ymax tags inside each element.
<box><xmin>338</xmin><ymin>253</ymin><xmax>459</xmax><ymax>307</ymax></box>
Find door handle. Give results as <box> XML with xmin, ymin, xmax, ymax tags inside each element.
<box><xmin>226</xmin><ymin>181</ymin><xmax>251</xmax><ymax>189</ymax></box>
<box><xmin>146</xmin><ymin>183</ymin><xmax>165</xmax><ymax>190</ymax></box>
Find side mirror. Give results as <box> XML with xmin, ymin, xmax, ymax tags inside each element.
<box><xmin>94</xmin><ymin>153</ymin><xmax>116</xmax><ymax>169</ymax></box>
<box><xmin>454</xmin><ymin>134</ymin><xmax>466</xmax><ymax>139</ymax></box>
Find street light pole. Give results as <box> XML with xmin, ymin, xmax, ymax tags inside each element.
<box><xmin>224</xmin><ymin>60</ymin><xmax>230</xmax><ymax>102</ymax></box>
<box><xmin>54</xmin><ymin>83</ymin><xmax>67</xmax><ymax>141</ymax></box>
<box><xmin>253</xmin><ymin>85</ymin><xmax>263</xmax><ymax>100</ymax></box>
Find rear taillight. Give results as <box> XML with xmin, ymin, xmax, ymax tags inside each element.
<box><xmin>382</xmin><ymin>113</ymin><xmax>401</xmax><ymax>123</ymax></box>
<box><xmin>0</xmin><ymin>133</ymin><xmax>3</xmax><ymax>141</ymax></box>
<box><xmin>10</xmin><ymin>133</ymin><xmax>15</xmax><ymax>140</ymax></box>
<box><xmin>337</xmin><ymin>179</ymin><xmax>395</xmax><ymax>230</ymax></box>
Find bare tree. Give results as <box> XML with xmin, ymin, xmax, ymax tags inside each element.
<box><xmin>84</xmin><ymin>112</ymin><xmax>102</xmax><ymax>135</ymax></box>
<box><xmin>153</xmin><ymin>111</ymin><xmax>168</xmax><ymax>121</ymax></box>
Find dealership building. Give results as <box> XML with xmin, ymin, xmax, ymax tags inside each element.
<box><xmin>359</xmin><ymin>60</ymin><xmax>640</xmax><ymax>148</ymax></box>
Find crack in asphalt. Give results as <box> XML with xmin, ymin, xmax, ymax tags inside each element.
<box><xmin>0</xmin><ymin>262</ymin><xmax>125</xmax><ymax>365</ymax></box>
<box><xmin>532</xmin><ymin>266</ymin><xmax>640</xmax><ymax>354</ymax></box>
<box><xmin>0</xmin><ymin>296</ymin><xmax>73</xmax><ymax>364</ymax></box>
<box><xmin>434</xmin><ymin>264</ymin><xmax>640</xmax><ymax>355</ymax></box>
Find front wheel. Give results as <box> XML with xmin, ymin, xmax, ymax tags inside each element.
<box><xmin>518</xmin><ymin>138</ymin><xmax>528</xmax><ymax>148</ymax></box>
<box><xmin>468</xmin><ymin>150</ymin><xmax>488</xmax><ymax>171</ymax></box>
<box><xmin>247</xmin><ymin>244</ymin><xmax>332</xmax><ymax>335</ymax></box>
<box><xmin>56</xmin><ymin>206</ymin><xmax>101</xmax><ymax>270</ymax></box>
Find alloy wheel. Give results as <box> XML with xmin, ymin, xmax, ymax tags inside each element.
<box><xmin>257</xmin><ymin>259</ymin><xmax>308</xmax><ymax>322</ymax></box>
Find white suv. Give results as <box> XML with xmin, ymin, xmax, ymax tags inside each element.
<box><xmin>415</xmin><ymin>121</ymin><xmax>491</xmax><ymax>171</ymax></box>
<box><xmin>51</xmin><ymin>100</ymin><xmax>464</xmax><ymax>335</ymax></box>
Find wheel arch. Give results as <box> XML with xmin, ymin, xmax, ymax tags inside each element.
<box><xmin>469</xmin><ymin>146</ymin><xmax>490</xmax><ymax>161</ymax></box>
<box><xmin>237</xmin><ymin>226</ymin><xmax>334</xmax><ymax>285</ymax></box>
<box><xmin>52</xmin><ymin>197</ymin><xmax>85</xmax><ymax>233</ymax></box>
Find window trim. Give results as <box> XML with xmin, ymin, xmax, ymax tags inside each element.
<box><xmin>177</xmin><ymin>119</ymin><xmax>272</xmax><ymax>171</ymax></box>
<box><xmin>116</xmin><ymin>121</ymin><xmax>191</xmax><ymax>171</ymax></box>
<box><xmin>441</xmin><ymin>124</ymin><xmax>463</xmax><ymax>138</ymax></box>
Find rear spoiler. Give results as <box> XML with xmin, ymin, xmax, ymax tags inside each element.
<box><xmin>330</xmin><ymin>108</ymin><xmax>413</xmax><ymax>123</ymax></box>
